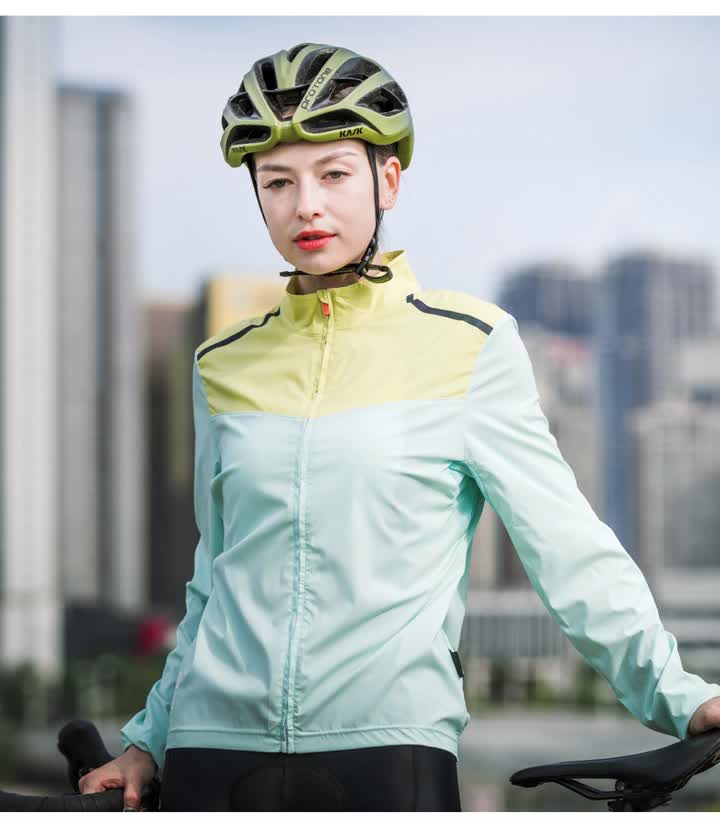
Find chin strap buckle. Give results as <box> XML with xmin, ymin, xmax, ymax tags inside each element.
<box><xmin>277</xmin><ymin>264</ymin><xmax>393</xmax><ymax>283</ymax></box>
<box><xmin>360</xmin><ymin>264</ymin><xmax>393</xmax><ymax>283</ymax></box>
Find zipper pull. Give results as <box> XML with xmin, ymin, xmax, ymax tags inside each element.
<box><xmin>321</xmin><ymin>300</ymin><xmax>330</xmax><ymax>317</ymax></box>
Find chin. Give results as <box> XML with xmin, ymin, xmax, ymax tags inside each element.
<box><xmin>285</xmin><ymin>250</ymin><xmax>351</xmax><ymax>276</ymax></box>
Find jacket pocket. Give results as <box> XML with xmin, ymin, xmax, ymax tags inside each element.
<box><xmin>439</xmin><ymin>627</ymin><xmax>464</xmax><ymax>679</ymax></box>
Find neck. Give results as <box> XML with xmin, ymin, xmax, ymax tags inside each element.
<box><xmin>290</xmin><ymin>249</ymin><xmax>384</xmax><ymax>295</ymax></box>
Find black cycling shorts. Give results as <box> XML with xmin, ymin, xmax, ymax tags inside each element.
<box><xmin>159</xmin><ymin>744</ymin><xmax>462</xmax><ymax>811</ymax></box>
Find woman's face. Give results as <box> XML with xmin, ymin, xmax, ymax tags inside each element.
<box><xmin>253</xmin><ymin>139</ymin><xmax>400</xmax><ymax>275</ymax></box>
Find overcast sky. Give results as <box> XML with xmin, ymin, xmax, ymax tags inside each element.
<box><xmin>57</xmin><ymin>15</ymin><xmax>720</xmax><ymax>303</ymax></box>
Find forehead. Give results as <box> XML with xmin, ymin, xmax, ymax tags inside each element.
<box><xmin>254</xmin><ymin>139</ymin><xmax>366</xmax><ymax>171</ymax></box>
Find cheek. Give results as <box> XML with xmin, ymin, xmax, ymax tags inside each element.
<box><xmin>336</xmin><ymin>181</ymin><xmax>376</xmax><ymax>227</ymax></box>
<box><xmin>263</xmin><ymin>200</ymin><xmax>291</xmax><ymax>243</ymax></box>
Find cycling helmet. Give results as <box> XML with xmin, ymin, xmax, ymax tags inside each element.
<box><xmin>220</xmin><ymin>43</ymin><xmax>414</xmax><ymax>283</ymax></box>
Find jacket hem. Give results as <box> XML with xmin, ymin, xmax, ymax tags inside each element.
<box><xmin>166</xmin><ymin>724</ymin><xmax>460</xmax><ymax>759</ymax></box>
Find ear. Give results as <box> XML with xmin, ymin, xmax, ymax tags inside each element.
<box><xmin>378</xmin><ymin>155</ymin><xmax>401</xmax><ymax>211</ymax></box>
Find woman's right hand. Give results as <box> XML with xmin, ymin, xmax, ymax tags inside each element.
<box><xmin>78</xmin><ymin>745</ymin><xmax>158</xmax><ymax>811</ymax></box>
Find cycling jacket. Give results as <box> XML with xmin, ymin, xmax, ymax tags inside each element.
<box><xmin>120</xmin><ymin>249</ymin><xmax>720</xmax><ymax>771</ymax></box>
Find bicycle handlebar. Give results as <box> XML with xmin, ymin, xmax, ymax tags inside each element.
<box><xmin>0</xmin><ymin>786</ymin><xmax>127</xmax><ymax>812</ymax></box>
<box><xmin>0</xmin><ymin>719</ymin><xmax>161</xmax><ymax>812</ymax></box>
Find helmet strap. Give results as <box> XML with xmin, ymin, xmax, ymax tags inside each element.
<box><xmin>248</xmin><ymin>157</ymin><xmax>268</xmax><ymax>228</ymax></box>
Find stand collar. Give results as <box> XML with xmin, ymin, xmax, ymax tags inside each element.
<box><xmin>278</xmin><ymin>250</ymin><xmax>419</xmax><ymax>332</ymax></box>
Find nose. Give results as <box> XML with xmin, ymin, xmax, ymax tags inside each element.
<box><xmin>295</xmin><ymin>176</ymin><xmax>324</xmax><ymax>223</ymax></box>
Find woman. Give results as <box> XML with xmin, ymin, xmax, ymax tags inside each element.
<box><xmin>80</xmin><ymin>43</ymin><xmax>720</xmax><ymax>812</ymax></box>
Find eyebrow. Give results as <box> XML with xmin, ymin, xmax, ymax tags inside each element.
<box><xmin>255</xmin><ymin>149</ymin><xmax>359</xmax><ymax>174</ymax></box>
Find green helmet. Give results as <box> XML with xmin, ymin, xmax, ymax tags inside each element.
<box><xmin>220</xmin><ymin>43</ymin><xmax>414</xmax><ymax>171</ymax></box>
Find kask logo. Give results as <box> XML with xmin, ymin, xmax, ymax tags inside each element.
<box><xmin>300</xmin><ymin>66</ymin><xmax>333</xmax><ymax>110</ymax></box>
<box><xmin>340</xmin><ymin>127</ymin><xmax>363</xmax><ymax>138</ymax></box>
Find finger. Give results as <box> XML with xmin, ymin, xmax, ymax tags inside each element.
<box><xmin>79</xmin><ymin>777</ymin><xmax>101</xmax><ymax>795</ymax></box>
<box><xmin>123</xmin><ymin>787</ymin><xmax>142</xmax><ymax>811</ymax></box>
<box><xmin>81</xmin><ymin>775</ymin><xmax>122</xmax><ymax>794</ymax></box>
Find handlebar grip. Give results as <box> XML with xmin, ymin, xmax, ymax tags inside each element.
<box><xmin>0</xmin><ymin>719</ymin><xmax>161</xmax><ymax>812</ymax></box>
<box><xmin>57</xmin><ymin>719</ymin><xmax>115</xmax><ymax>793</ymax></box>
<box><xmin>0</xmin><ymin>787</ymin><xmax>124</xmax><ymax>811</ymax></box>
<box><xmin>56</xmin><ymin>719</ymin><xmax>162</xmax><ymax>810</ymax></box>
<box><xmin>57</xmin><ymin>787</ymin><xmax>126</xmax><ymax>811</ymax></box>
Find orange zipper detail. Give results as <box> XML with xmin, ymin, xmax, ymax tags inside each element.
<box><xmin>321</xmin><ymin>301</ymin><xmax>330</xmax><ymax>317</ymax></box>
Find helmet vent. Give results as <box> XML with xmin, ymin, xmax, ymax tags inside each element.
<box><xmin>296</xmin><ymin>47</ymin><xmax>337</xmax><ymax>85</ymax></box>
<box><xmin>256</xmin><ymin>59</ymin><xmax>279</xmax><ymax>91</ymax></box>
<box><xmin>357</xmin><ymin>83</ymin><xmax>406</xmax><ymax>115</ymax></box>
<box><xmin>227</xmin><ymin>124</ymin><xmax>271</xmax><ymax>147</ymax></box>
<box><xmin>334</xmin><ymin>57</ymin><xmax>382</xmax><ymax>83</ymax></box>
<box><xmin>310</xmin><ymin>78</ymin><xmax>359</xmax><ymax>109</ymax></box>
<box><xmin>265</xmin><ymin>85</ymin><xmax>309</xmax><ymax>120</ymax></box>
<box><xmin>287</xmin><ymin>43</ymin><xmax>312</xmax><ymax>61</ymax></box>
<box><xmin>385</xmin><ymin>81</ymin><xmax>407</xmax><ymax>106</ymax></box>
<box><xmin>228</xmin><ymin>92</ymin><xmax>259</xmax><ymax>120</ymax></box>
<box><xmin>303</xmin><ymin>110</ymin><xmax>376</xmax><ymax>134</ymax></box>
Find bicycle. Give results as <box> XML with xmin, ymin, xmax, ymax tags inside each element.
<box><xmin>0</xmin><ymin>718</ymin><xmax>718</xmax><ymax>811</ymax></box>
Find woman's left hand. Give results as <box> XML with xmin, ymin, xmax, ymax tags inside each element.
<box><xmin>687</xmin><ymin>695</ymin><xmax>720</xmax><ymax>735</ymax></box>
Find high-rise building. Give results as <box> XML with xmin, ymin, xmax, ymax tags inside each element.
<box><xmin>496</xmin><ymin>262</ymin><xmax>593</xmax><ymax>338</ymax></box>
<box><xmin>0</xmin><ymin>18</ymin><xmax>62</xmax><ymax>674</ymax></box>
<box><xmin>676</xmin><ymin>338</ymin><xmax>720</xmax><ymax>406</ymax></box>
<box><xmin>631</xmin><ymin>335</ymin><xmax>720</xmax><ymax>588</ymax></box>
<box><xmin>632</xmin><ymin>399</ymin><xmax>720</xmax><ymax>581</ymax></box>
<box><xmin>631</xmin><ymin>396</ymin><xmax>720</xmax><ymax>679</ymax></box>
<box><xmin>57</xmin><ymin>85</ymin><xmax>146</xmax><ymax>635</ymax></box>
<box><xmin>144</xmin><ymin>301</ymin><xmax>197</xmax><ymax>616</ymax></box>
<box><xmin>595</xmin><ymin>250</ymin><xmax>715</xmax><ymax>566</ymax></box>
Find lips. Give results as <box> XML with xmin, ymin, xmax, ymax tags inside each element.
<box><xmin>295</xmin><ymin>233</ymin><xmax>336</xmax><ymax>251</ymax></box>
<box><xmin>294</xmin><ymin>229</ymin><xmax>334</xmax><ymax>240</ymax></box>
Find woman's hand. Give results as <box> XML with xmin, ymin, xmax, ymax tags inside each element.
<box><xmin>687</xmin><ymin>695</ymin><xmax>720</xmax><ymax>736</ymax></box>
<box><xmin>78</xmin><ymin>745</ymin><xmax>158</xmax><ymax>811</ymax></box>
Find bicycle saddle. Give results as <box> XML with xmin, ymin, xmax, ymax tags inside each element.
<box><xmin>511</xmin><ymin>728</ymin><xmax>720</xmax><ymax>790</ymax></box>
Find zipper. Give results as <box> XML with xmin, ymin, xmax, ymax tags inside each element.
<box><xmin>281</xmin><ymin>292</ymin><xmax>333</xmax><ymax>752</ymax></box>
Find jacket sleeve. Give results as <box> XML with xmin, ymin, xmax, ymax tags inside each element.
<box><xmin>462</xmin><ymin>311</ymin><xmax>720</xmax><ymax>739</ymax></box>
<box><xmin>119</xmin><ymin>352</ymin><xmax>223</xmax><ymax>771</ymax></box>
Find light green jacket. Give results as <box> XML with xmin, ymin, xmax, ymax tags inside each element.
<box><xmin>121</xmin><ymin>249</ymin><xmax>720</xmax><ymax>771</ymax></box>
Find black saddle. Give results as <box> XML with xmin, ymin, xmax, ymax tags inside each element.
<box><xmin>510</xmin><ymin>728</ymin><xmax>720</xmax><ymax>811</ymax></box>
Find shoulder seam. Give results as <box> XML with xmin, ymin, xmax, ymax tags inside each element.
<box><xmin>197</xmin><ymin>307</ymin><xmax>281</xmax><ymax>361</ymax></box>
<box><xmin>405</xmin><ymin>293</ymin><xmax>496</xmax><ymax>335</ymax></box>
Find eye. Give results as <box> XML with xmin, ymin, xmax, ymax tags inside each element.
<box><xmin>263</xmin><ymin>170</ymin><xmax>347</xmax><ymax>189</ymax></box>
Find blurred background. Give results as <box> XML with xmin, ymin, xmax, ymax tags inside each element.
<box><xmin>1</xmin><ymin>14</ymin><xmax>719</xmax><ymax>810</ymax></box>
